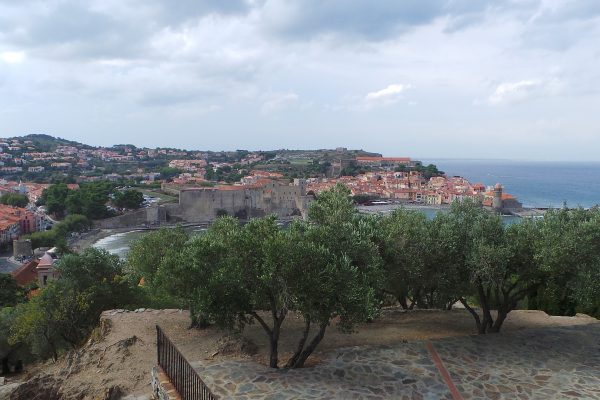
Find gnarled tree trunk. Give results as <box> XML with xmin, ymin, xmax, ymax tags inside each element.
<box><xmin>287</xmin><ymin>322</ymin><xmax>327</xmax><ymax>369</ymax></box>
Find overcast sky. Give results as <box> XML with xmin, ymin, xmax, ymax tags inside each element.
<box><xmin>1</xmin><ymin>0</ymin><xmax>599</xmax><ymax>160</ymax></box>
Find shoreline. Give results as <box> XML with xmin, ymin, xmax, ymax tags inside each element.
<box><xmin>69</xmin><ymin>222</ymin><xmax>212</xmax><ymax>252</ymax></box>
<box><xmin>69</xmin><ymin>227</ymin><xmax>152</xmax><ymax>252</ymax></box>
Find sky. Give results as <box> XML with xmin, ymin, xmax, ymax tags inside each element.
<box><xmin>1</xmin><ymin>0</ymin><xmax>600</xmax><ymax>161</ymax></box>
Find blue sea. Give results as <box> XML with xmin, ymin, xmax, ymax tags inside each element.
<box><xmin>424</xmin><ymin>159</ymin><xmax>600</xmax><ymax>209</ymax></box>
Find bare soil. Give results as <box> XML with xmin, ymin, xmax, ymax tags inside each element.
<box><xmin>5</xmin><ymin>307</ymin><xmax>597</xmax><ymax>399</ymax></box>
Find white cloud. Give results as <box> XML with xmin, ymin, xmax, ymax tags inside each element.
<box><xmin>488</xmin><ymin>80</ymin><xmax>541</xmax><ymax>104</ymax></box>
<box><xmin>0</xmin><ymin>51</ymin><xmax>25</xmax><ymax>64</ymax></box>
<box><xmin>366</xmin><ymin>83</ymin><xmax>409</xmax><ymax>101</ymax></box>
<box><xmin>354</xmin><ymin>83</ymin><xmax>413</xmax><ymax>110</ymax></box>
<box><xmin>260</xmin><ymin>92</ymin><xmax>299</xmax><ymax>114</ymax></box>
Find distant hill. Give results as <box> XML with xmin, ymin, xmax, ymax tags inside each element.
<box><xmin>4</xmin><ymin>134</ymin><xmax>382</xmax><ymax>157</ymax></box>
<box><xmin>17</xmin><ymin>134</ymin><xmax>95</xmax><ymax>152</ymax></box>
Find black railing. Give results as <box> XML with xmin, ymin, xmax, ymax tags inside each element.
<box><xmin>156</xmin><ymin>325</ymin><xmax>218</xmax><ymax>400</ymax></box>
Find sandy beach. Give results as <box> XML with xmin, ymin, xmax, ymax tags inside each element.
<box><xmin>69</xmin><ymin>228</ymin><xmax>132</xmax><ymax>252</ymax></box>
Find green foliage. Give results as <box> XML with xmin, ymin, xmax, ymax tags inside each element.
<box><xmin>1</xmin><ymin>307</ymin><xmax>34</xmax><ymax>372</ymax></box>
<box><xmin>159</xmin><ymin>167</ymin><xmax>181</xmax><ymax>180</ymax></box>
<box><xmin>0</xmin><ymin>193</ymin><xmax>29</xmax><ymax>208</ymax></box>
<box><xmin>25</xmin><ymin>214</ymin><xmax>90</xmax><ymax>250</ymax></box>
<box><xmin>126</xmin><ymin>227</ymin><xmax>189</xmax><ymax>288</ymax></box>
<box><xmin>204</xmin><ymin>165</ymin><xmax>249</xmax><ymax>183</ymax></box>
<box><xmin>9</xmin><ymin>248</ymin><xmax>139</xmax><ymax>360</ymax></box>
<box><xmin>307</xmin><ymin>183</ymin><xmax>355</xmax><ymax>225</ymax></box>
<box><xmin>60</xmin><ymin>214</ymin><xmax>92</xmax><ymax>233</ymax></box>
<box><xmin>352</xmin><ymin>194</ymin><xmax>377</xmax><ymax>204</ymax></box>
<box><xmin>39</xmin><ymin>181</ymin><xmax>115</xmax><ymax>220</ymax></box>
<box><xmin>0</xmin><ymin>274</ymin><xmax>25</xmax><ymax>308</ymax></box>
<box><xmin>373</xmin><ymin>199</ymin><xmax>580</xmax><ymax>333</ymax></box>
<box><xmin>66</xmin><ymin>181</ymin><xmax>114</xmax><ymax>219</ymax></box>
<box><xmin>215</xmin><ymin>208</ymin><xmax>228</xmax><ymax>217</ymax></box>
<box><xmin>376</xmin><ymin>210</ymin><xmax>432</xmax><ymax>309</ymax></box>
<box><xmin>395</xmin><ymin>163</ymin><xmax>444</xmax><ymax>179</ymax></box>
<box><xmin>38</xmin><ymin>183</ymin><xmax>70</xmax><ymax>217</ymax></box>
<box><xmin>26</xmin><ymin>230</ymin><xmax>64</xmax><ymax>250</ymax></box>
<box><xmin>534</xmin><ymin>208</ymin><xmax>600</xmax><ymax>318</ymax></box>
<box><xmin>113</xmin><ymin>190</ymin><xmax>144</xmax><ymax>209</ymax></box>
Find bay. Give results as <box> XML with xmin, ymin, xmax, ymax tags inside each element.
<box><xmin>425</xmin><ymin>159</ymin><xmax>600</xmax><ymax>208</ymax></box>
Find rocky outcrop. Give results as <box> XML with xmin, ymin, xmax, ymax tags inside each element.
<box><xmin>8</xmin><ymin>374</ymin><xmax>63</xmax><ymax>400</ymax></box>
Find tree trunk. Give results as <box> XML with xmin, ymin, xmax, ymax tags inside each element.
<box><xmin>269</xmin><ymin>336</ymin><xmax>279</xmax><ymax>368</ymax></box>
<box><xmin>43</xmin><ymin>331</ymin><xmax>59</xmax><ymax>362</ymax></box>
<box><xmin>477</xmin><ymin>282</ymin><xmax>494</xmax><ymax>334</ymax></box>
<box><xmin>251</xmin><ymin>312</ymin><xmax>278</xmax><ymax>368</ymax></box>
<box><xmin>408</xmin><ymin>288</ymin><xmax>420</xmax><ymax>310</ymax></box>
<box><xmin>489</xmin><ymin>309</ymin><xmax>507</xmax><ymax>333</ymax></box>
<box><xmin>285</xmin><ymin>319</ymin><xmax>311</xmax><ymax>368</ymax></box>
<box><xmin>1</xmin><ymin>357</ymin><xmax>10</xmax><ymax>375</ymax></box>
<box><xmin>460</xmin><ymin>297</ymin><xmax>485</xmax><ymax>334</ymax></box>
<box><xmin>397</xmin><ymin>295</ymin><xmax>409</xmax><ymax>310</ymax></box>
<box><xmin>289</xmin><ymin>323</ymin><xmax>327</xmax><ymax>369</ymax></box>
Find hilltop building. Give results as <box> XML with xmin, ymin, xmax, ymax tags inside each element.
<box><xmin>355</xmin><ymin>156</ymin><xmax>414</xmax><ymax>169</ymax></box>
<box><xmin>11</xmin><ymin>250</ymin><xmax>59</xmax><ymax>288</ymax></box>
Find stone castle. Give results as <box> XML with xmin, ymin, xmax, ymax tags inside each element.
<box><xmin>166</xmin><ymin>178</ymin><xmax>313</xmax><ymax>223</ymax></box>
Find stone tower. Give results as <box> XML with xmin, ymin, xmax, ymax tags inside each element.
<box><xmin>492</xmin><ymin>183</ymin><xmax>503</xmax><ymax>212</ymax></box>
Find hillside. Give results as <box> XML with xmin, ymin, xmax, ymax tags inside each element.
<box><xmin>16</xmin><ymin>134</ymin><xmax>94</xmax><ymax>152</ymax></box>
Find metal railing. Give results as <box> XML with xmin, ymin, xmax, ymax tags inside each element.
<box><xmin>156</xmin><ymin>325</ymin><xmax>218</xmax><ymax>400</ymax></box>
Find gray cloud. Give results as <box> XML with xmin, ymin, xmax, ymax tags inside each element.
<box><xmin>261</xmin><ymin>0</ymin><xmax>447</xmax><ymax>40</ymax></box>
<box><xmin>0</xmin><ymin>0</ymin><xmax>252</xmax><ymax>60</ymax></box>
<box><xmin>259</xmin><ymin>0</ymin><xmax>535</xmax><ymax>40</ymax></box>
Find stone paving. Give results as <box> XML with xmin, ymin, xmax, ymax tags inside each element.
<box><xmin>190</xmin><ymin>322</ymin><xmax>600</xmax><ymax>399</ymax></box>
<box><xmin>435</xmin><ymin>324</ymin><xmax>600</xmax><ymax>399</ymax></box>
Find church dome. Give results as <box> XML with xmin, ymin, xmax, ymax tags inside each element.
<box><xmin>37</xmin><ymin>253</ymin><xmax>54</xmax><ymax>268</ymax></box>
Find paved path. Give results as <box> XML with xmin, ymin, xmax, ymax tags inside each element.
<box><xmin>191</xmin><ymin>323</ymin><xmax>600</xmax><ymax>399</ymax></box>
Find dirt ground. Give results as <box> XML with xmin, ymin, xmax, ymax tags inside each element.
<box><xmin>5</xmin><ymin>307</ymin><xmax>597</xmax><ymax>399</ymax></box>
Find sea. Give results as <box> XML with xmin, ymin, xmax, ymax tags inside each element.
<box><xmin>424</xmin><ymin>159</ymin><xmax>600</xmax><ymax>209</ymax></box>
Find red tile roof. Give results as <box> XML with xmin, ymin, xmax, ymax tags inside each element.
<box><xmin>11</xmin><ymin>259</ymin><xmax>39</xmax><ymax>286</ymax></box>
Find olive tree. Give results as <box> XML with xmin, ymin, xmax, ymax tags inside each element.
<box><xmin>283</xmin><ymin>220</ymin><xmax>381</xmax><ymax>368</ymax></box>
<box><xmin>376</xmin><ymin>210</ymin><xmax>430</xmax><ymax>309</ymax></box>
<box><xmin>535</xmin><ymin>208</ymin><xmax>600</xmax><ymax>318</ymax></box>
<box><xmin>440</xmin><ymin>200</ymin><xmax>545</xmax><ymax>333</ymax></box>
<box><xmin>162</xmin><ymin>216</ymin><xmax>291</xmax><ymax>368</ymax></box>
<box><xmin>160</xmin><ymin>184</ymin><xmax>382</xmax><ymax>368</ymax></box>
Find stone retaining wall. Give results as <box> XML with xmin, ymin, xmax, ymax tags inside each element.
<box><xmin>151</xmin><ymin>366</ymin><xmax>181</xmax><ymax>400</ymax></box>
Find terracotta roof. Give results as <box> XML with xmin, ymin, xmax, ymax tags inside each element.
<box><xmin>11</xmin><ymin>259</ymin><xmax>39</xmax><ymax>286</ymax></box>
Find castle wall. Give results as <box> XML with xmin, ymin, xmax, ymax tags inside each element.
<box><xmin>93</xmin><ymin>206</ymin><xmax>167</xmax><ymax>229</ymax></box>
<box><xmin>178</xmin><ymin>189</ymin><xmax>247</xmax><ymax>222</ymax></box>
<box><xmin>176</xmin><ymin>180</ymin><xmax>309</xmax><ymax>222</ymax></box>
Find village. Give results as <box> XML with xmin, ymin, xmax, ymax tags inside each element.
<box><xmin>0</xmin><ymin>133</ymin><xmax>529</xmax><ymax>255</ymax></box>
